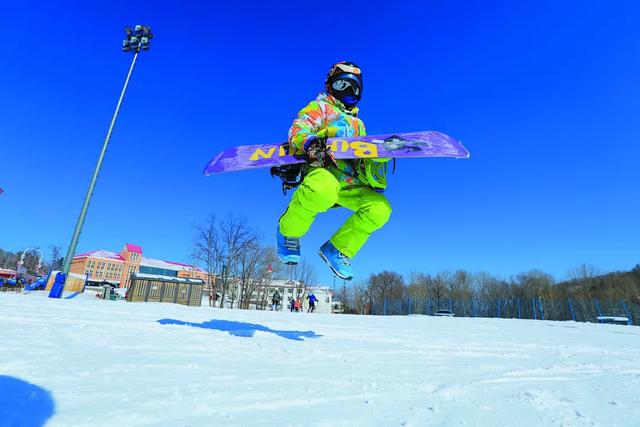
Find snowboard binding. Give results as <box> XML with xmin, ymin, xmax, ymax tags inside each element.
<box><xmin>270</xmin><ymin>163</ymin><xmax>305</xmax><ymax>195</ymax></box>
<box><xmin>270</xmin><ymin>143</ymin><xmax>306</xmax><ymax>195</ymax></box>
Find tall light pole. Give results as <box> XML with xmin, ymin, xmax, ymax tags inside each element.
<box><xmin>62</xmin><ymin>25</ymin><xmax>153</xmax><ymax>276</ymax></box>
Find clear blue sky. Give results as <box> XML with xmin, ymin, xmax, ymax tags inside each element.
<box><xmin>1</xmin><ymin>0</ymin><xmax>638</xmax><ymax>285</ymax></box>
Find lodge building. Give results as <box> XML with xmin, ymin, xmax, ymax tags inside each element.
<box><xmin>70</xmin><ymin>243</ymin><xmax>209</xmax><ymax>288</ymax></box>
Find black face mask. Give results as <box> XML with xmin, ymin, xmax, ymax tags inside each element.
<box><xmin>329</xmin><ymin>73</ymin><xmax>362</xmax><ymax>107</ymax></box>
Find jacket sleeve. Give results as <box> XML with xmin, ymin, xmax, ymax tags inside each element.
<box><xmin>288</xmin><ymin>101</ymin><xmax>325</xmax><ymax>153</ymax></box>
<box><xmin>358</xmin><ymin>118</ymin><xmax>367</xmax><ymax>137</ymax></box>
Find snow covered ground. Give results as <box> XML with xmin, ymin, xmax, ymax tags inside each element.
<box><xmin>1</xmin><ymin>291</ymin><xmax>639</xmax><ymax>427</ymax></box>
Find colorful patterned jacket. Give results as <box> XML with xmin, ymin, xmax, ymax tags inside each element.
<box><xmin>288</xmin><ymin>93</ymin><xmax>389</xmax><ymax>189</ymax></box>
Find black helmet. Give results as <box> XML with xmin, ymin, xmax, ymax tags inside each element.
<box><xmin>325</xmin><ymin>61</ymin><xmax>363</xmax><ymax>108</ymax></box>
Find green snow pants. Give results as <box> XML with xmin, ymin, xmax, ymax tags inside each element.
<box><xmin>278</xmin><ymin>167</ymin><xmax>392</xmax><ymax>258</ymax></box>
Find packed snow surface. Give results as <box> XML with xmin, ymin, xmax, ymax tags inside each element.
<box><xmin>1</xmin><ymin>291</ymin><xmax>639</xmax><ymax>426</ymax></box>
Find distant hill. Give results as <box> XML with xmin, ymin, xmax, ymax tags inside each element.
<box><xmin>555</xmin><ymin>264</ymin><xmax>640</xmax><ymax>303</ymax></box>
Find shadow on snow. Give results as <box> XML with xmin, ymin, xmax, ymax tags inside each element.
<box><xmin>0</xmin><ymin>375</ymin><xmax>55</xmax><ymax>426</ymax></box>
<box><xmin>157</xmin><ymin>318</ymin><xmax>322</xmax><ymax>341</ymax></box>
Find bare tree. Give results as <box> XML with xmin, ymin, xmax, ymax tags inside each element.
<box><xmin>349</xmin><ymin>281</ymin><xmax>370</xmax><ymax>314</ymax></box>
<box><xmin>567</xmin><ymin>264</ymin><xmax>601</xmax><ymax>283</ymax></box>
<box><xmin>237</xmin><ymin>242</ymin><xmax>259</xmax><ymax>309</ymax></box>
<box><xmin>367</xmin><ymin>271</ymin><xmax>405</xmax><ymax>309</ymax></box>
<box><xmin>238</xmin><ymin>244</ymin><xmax>277</xmax><ymax>309</ymax></box>
<box><xmin>0</xmin><ymin>250</ymin><xmax>18</xmax><ymax>269</ymax></box>
<box><xmin>48</xmin><ymin>245</ymin><xmax>64</xmax><ymax>272</ymax></box>
<box><xmin>407</xmin><ymin>272</ymin><xmax>431</xmax><ymax>313</ymax></box>
<box><xmin>471</xmin><ymin>272</ymin><xmax>506</xmax><ymax>317</ymax></box>
<box><xmin>515</xmin><ymin>270</ymin><xmax>555</xmax><ymax>299</ymax></box>
<box><xmin>294</xmin><ymin>257</ymin><xmax>317</xmax><ymax>288</ymax></box>
<box><xmin>192</xmin><ymin>214</ymin><xmax>222</xmax><ymax>305</ymax></box>
<box><xmin>281</xmin><ymin>257</ymin><xmax>315</xmax><ymax>304</ymax></box>
<box><xmin>430</xmin><ymin>272</ymin><xmax>449</xmax><ymax>308</ymax></box>
<box><xmin>566</xmin><ymin>263</ymin><xmax>601</xmax><ymax>297</ymax></box>
<box><xmin>450</xmin><ymin>270</ymin><xmax>474</xmax><ymax>300</ymax></box>
<box><xmin>218</xmin><ymin>214</ymin><xmax>258</xmax><ymax>308</ymax></box>
<box><xmin>255</xmin><ymin>248</ymin><xmax>281</xmax><ymax>310</ymax></box>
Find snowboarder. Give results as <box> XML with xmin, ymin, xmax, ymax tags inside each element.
<box><xmin>307</xmin><ymin>293</ymin><xmax>318</xmax><ymax>313</ymax></box>
<box><xmin>276</xmin><ymin>61</ymin><xmax>392</xmax><ymax>280</ymax></box>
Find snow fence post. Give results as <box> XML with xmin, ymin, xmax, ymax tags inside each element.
<box><xmin>538</xmin><ymin>298</ymin><xmax>545</xmax><ymax>320</ymax></box>
<box><xmin>620</xmin><ymin>299</ymin><xmax>633</xmax><ymax>325</ymax></box>
<box><xmin>532</xmin><ymin>298</ymin><xmax>537</xmax><ymax>320</ymax></box>
<box><xmin>568</xmin><ymin>298</ymin><xmax>576</xmax><ymax>321</ymax></box>
<box><xmin>595</xmin><ymin>299</ymin><xmax>603</xmax><ymax>323</ymax></box>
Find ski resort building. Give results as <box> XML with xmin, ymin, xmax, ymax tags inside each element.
<box><xmin>228</xmin><ymin>279</ymin><xmax>335</xmax><ymax>313</ymax></box>
<box><xmin>70</xmin><ymin>243</ymin><xmax>209</xmax><ymax>288</ymax></box>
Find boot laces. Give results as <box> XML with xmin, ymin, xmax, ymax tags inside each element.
<box><xmin>284</xmin><ymin>237</ymin><xmax>300</xmax><ymax>251</ymax></box>
<box><xmin>337</xmin><ymin>251</ymin><xmax>351</xmax><ymax>266</ymax></box>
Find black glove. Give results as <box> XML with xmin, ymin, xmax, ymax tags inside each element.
<box><xmin>304</xmin><ymin>137</ymin><xmax>336</xmax><ymax>167</ymax></box>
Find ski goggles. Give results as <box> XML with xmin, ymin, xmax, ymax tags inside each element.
<box><xmin>330</xmin><ymin>73</ymin><xmax>362</xmax><ymax>97</ymax></box>
<box><xmin>328</xmin><ymin>62</ymin><xmax>362</xmax><ymax>77</ymax></box>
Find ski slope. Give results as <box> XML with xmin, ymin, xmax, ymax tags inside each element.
<box><xmin>1</xmin><ymin>291</ymin><xmax>639</xmax><ymax>427</ymax></box>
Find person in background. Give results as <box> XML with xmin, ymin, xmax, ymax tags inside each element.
<box><xmin>294</xmin><ymin>297</ymin><xmax>302</xmax><ymax>312</ymax></box>
<box><xmin>307</xmin><ymin>293</ymin><xmax>318</xmax><ymax>313</ymax></box>
<box><xmin>272</xmin><ymin>290</ymin><xmax>281</xmax><ymax>311</ymax></box>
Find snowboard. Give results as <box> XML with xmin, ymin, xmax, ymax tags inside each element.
<box><xmin>203</xmin><ymin>131</ymin><xmax>469</xmax><ymax>176</ymax></box>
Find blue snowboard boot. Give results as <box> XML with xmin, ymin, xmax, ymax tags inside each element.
<box><xmin>276</xmin><ymin>227</ymin><xmax>301</xmax><ymax>265</ymax></box>
<box><xmin>318</xmin><ymin>241</ymin><xmax>354</xmax><ymax>280</ymax></box>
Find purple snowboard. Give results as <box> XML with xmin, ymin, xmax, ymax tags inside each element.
<box><xmin>203</xmin><ymin>131</ymin><xmax>469</xmax><ymax>176</ymax></box>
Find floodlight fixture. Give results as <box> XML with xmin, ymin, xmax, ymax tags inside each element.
<box><xmin>122</xmin><ymin>25</ymin><xmax>153</xmax><ymax>52</ymax></box>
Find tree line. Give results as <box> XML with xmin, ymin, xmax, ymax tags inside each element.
<box><xmin>0</xmin><ymin>246</ymin><xmax>64</xmax><ymax>276</ymax></box>
<box><xmin>341</xmin><ymin>264</ymin><xmax>640</xmax><ymax>315</ymax></box>
<box><xmin>190</xmin><ymin>213</ymin><xmax>638</xmax><ymax>316</ymax></box>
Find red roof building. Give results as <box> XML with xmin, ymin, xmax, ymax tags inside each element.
<box><xmin>70</xmin><ymin>243</ymin><xmax>208</xmax><ymax>288</ymax></box>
